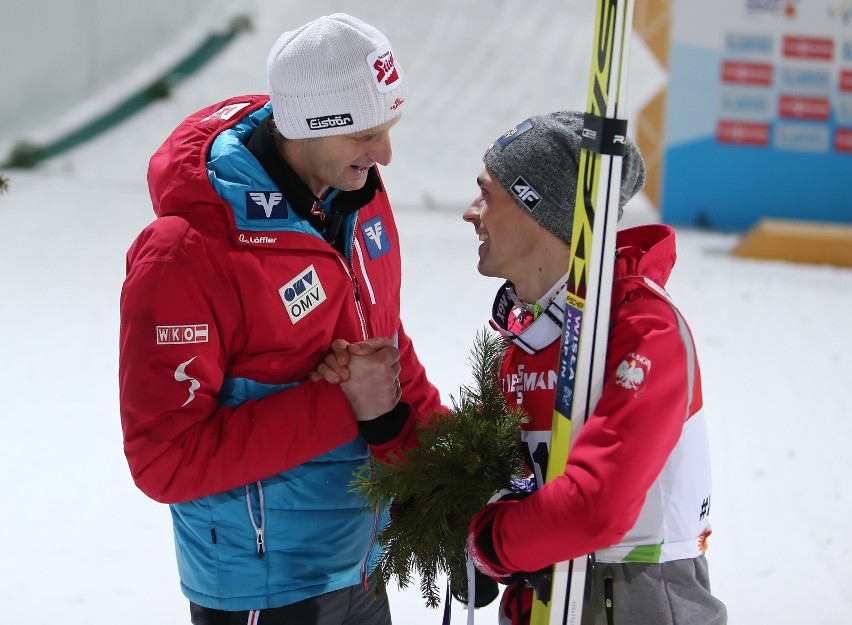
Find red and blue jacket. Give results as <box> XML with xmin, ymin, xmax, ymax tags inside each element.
<box><xmin>118</xmin><ymin>95</ymin><xmax>442</xmax><ymax>610</ymax></box>
<box><xmin>474</xmin><ymin>225</ymin><xmax>714</xmax><ymax>577</ymax></box>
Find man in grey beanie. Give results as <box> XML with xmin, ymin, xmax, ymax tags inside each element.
<box><xmin>464</xmin><ymin>112</ymin><xmax>727</xmax><ymax>625</ymax></box>
<box><xmin>119</xmin><ymin>13</ymin><xmax>443</xmax><ymax>625</ymax></box>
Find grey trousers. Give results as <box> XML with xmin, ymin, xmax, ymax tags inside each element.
<box><xmin>497</xmin><ymin>556</ymin><xmax>727</xmax><ymax>625</ymax></box>
<box><xmin>189</xmin><ymin>578</ymin><xmax>392</xmax><ymax>625</ymax></box>
<box><xmin>581</xmin><ymin>555</ymin><xmax>727</xmax><ymax>625</ymax></box>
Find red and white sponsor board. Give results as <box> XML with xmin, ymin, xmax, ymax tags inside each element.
<box><xmin>663</xmin><ymin>0</ymin><xmax>852</xmax><ymax>228</ymax></box>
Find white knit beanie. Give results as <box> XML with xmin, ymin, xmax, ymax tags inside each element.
<box><xmin>266</xmin><ymin>13</ymin><xmax>407</xmax><ymax>139</ymax></box>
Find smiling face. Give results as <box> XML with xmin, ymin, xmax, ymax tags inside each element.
<box><xmin>463</xmin><ymin>168</ymin><xmax>541</xmax><ymax>281</ymax></box>
<box><xmin>282</xmin><ymin>116</ymin><xmax>400</xmax><ymax>197</ymax></box>
<box><xmin>463</xmin><ymin>167</ymin><xmax>571</xmax><ymax>302</ymax></box>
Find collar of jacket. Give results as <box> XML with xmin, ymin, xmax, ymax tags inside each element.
<box><xmin>247</xmin><ymin>115</ymin><xmax>383</xmax><ymax>246</ymax></box>
<box><xmin>489</xmin><ymin>279</ymin><xmax>567</xmax><ymax>355</ymax></box>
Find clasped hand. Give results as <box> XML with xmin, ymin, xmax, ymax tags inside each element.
<box><xmin>310</xmin><ymin>337</ymin><xmax>401</xmax><ymax>421</ymax></box>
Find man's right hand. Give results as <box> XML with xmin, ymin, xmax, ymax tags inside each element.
<box><xmin>311</xmin><ymin>337</ymin><xmax>402</xmax><ymax>421</ymax></box>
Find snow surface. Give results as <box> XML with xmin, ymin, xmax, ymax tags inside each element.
<box><xmin>1</xmin><ymin>1</ymin><xmax>851</xmax><ymax>624</ymax></box>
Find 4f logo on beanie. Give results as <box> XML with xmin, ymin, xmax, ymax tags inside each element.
<box><xmin>368</xmin><ymin>46</ymin><xmax>400</xmax><ymax>93</ymax></box>
<box><xmin>511</xmin><ymin>176</ymin><xmax>542</xmax><ymax>211</ymax></box>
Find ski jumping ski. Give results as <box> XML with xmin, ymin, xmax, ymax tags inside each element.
<box><xmin>529</xmin><ymin>1</ymin><xmax>636</xmax><ymax>624</ymax></box>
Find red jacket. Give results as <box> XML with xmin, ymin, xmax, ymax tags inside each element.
<box><xmin>119</xmin><ymin>96</ymin><xmax>442</xmax><ymax>505</ymax></box>
<box><xmin>476</xmin><ymin>224</ymin><xmax>711</xmax><ymax>574</ymax></box>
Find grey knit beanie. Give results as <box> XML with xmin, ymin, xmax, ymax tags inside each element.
<box><xmin>483</xmin><ymin>111</ymin><xmax>646</xmax><ymax>245</ymax></box>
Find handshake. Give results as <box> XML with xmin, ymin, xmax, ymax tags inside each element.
<box><xmin>309</xmin><ymin>337</ymin><xmax>402</xmax><ymax>422</ymax></box>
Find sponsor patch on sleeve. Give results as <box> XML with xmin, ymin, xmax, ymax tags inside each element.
<box><xmin>156</xmin><ymin>325</ymin><xmax>209</xmax><ymax>344</ymax></box>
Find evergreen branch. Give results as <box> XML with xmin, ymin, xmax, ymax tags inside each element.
<box><xmin>0</xmin><ymin>173</ymin><xmax>9</xmax><ymax>194</ymax></box>
<box><xmin>352</xmin><ymin>328</ymin><xmax>527</xmax><ymax>607</ymax></box>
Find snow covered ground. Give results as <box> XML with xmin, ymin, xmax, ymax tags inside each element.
<box><xmin>1</xmin><ymin>1</ymin><xmax>851</xmax><ymax>623</ymax></box>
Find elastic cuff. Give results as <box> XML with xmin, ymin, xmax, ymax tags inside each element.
<box><xmin>475</xmin><ymin>518</ymin><xmax>501</xmax><ymax>569</ymax></box>
<box><xmin>357</xmin><ymin>402</ymin><xmax>410</xmax><ymax>445</ymax></box>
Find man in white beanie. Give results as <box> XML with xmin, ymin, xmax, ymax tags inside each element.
<box><xmin>119</xmin><ymin>13</ymin><xmax>442</xmax><ymax>624</ymax></box>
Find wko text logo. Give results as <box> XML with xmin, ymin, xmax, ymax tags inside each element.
<box><xmin>156</xmin><ymin>325</ymin><xmax>209</xmax><ymax>344</ymax></box>
<box><xmin>279</xmin><ymin>265</ymin><xmax>327</xmax><ymax>324</ymax></box>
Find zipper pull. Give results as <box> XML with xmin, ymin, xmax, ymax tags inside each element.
<box><xmin>256</xmin><ymin>527</ymin><xmax>265</xmax><ymax>558</ymax></box>
<box><xmin>352</xmin><ymin>277</ymin><xmax>361</xmax><ymax>302</ymax></box>
<box><xmin>604</xmin><ymin>575</ymin><xmax>614</xmax><ymax>625</ymax></box>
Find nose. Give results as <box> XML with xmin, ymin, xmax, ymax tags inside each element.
<box><xmin>367</xmin><ymin>134</ymin><xmax>393</xmax><ymax>166</ymax></box>
<box><xmin>462</xmin><ymin>201</ymin><xmax>481</xmax><ymax>225</ymax></box>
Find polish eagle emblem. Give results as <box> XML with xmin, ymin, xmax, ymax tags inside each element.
<box><xmin>615</xmin><ymin>353</ymin><xmax>650</xmax><ymax>390</ymax></box>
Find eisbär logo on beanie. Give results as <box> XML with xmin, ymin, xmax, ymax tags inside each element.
<box><xmin>307</xmin><ymin>114</ymin><xmax>354</xmax><ymax>130</ymax></box>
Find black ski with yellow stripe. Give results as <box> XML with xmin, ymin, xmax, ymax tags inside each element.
<box><xmin>530</xmin><ymin>1</ymin><xmax>636</xmax><ymax>624</ymax></box>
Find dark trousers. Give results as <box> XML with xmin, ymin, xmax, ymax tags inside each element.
<box><xmin>189</xmin><ymin>579</ymin><xmax>392</xmax><ymax>625</ymax></box>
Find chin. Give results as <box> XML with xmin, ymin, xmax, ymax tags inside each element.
<box><xmin>476</xmin><ymin>261</ymin><xmax>496</xmax><ymax>278</ymax></box>
<box><xmin>340</xmin><ymin>176</ymin><xmax>368</xmax><ymax>192</ymax></box>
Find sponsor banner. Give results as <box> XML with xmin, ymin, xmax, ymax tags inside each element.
<box><xmin>716</xmin><ymin>120</ymin><xmax>771</xmax><ymax>145</ymax></box>
<box><xmin>782</xmin><ymin>35</ymin><xmax>834</xmax><ymax>60</ymax></box>
<box><xmin>775</xmin><ymin>123</ymin><xmax>830</xmax><ymax>152</ymax></box>
<box><xmin>778</xmin><ymin>95</ymin><xmax>831</xmax><ymax>120</ymax></box>
<box><xmin>838</xmin><ymin>98</ymin><xmax>852</xmax><ymax>125</ymax></box>
<box><xmin>836</xmin><ymin>129</ymin><xmax>852</xmax><ymax>153</ymax></box>
<box><xmin>663</xmin><ymin>0</ymin><xmax>852</xmax><ymax>228</ymax></box>
<box><xmin>721</xmin><ymin>61</ymin><xmax>774</xmax><ymax>85</ymax></box>
<box><xmin>720</xmin><ymin>90</ymin><xmax>773</xmax><ymax>118</ymax></box>
<box><xmin>780</xmin><ymin>67</ymin><xmax>831</xmax><ymax>92</ymax></box>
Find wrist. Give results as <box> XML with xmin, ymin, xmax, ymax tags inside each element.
<box><xmin>357</xmin><ymin>402</ymin><xmax>410</xmax><ymax>445</ymax></box>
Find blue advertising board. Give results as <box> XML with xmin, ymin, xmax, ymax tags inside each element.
<box><xmin>662</xmin><ymin>0</ymin><xmax>852</xmax><ymax>230</ymax></box>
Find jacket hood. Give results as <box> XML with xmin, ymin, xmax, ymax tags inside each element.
<box><xmin>147</xmin><ymin>96</ymin><xmax>270</xmax><ymax>220</ymax></box>
<box><xmin>615</xmin><ymin>223</ymin><xmax>677</xmax><ymax>288</ymax></box>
